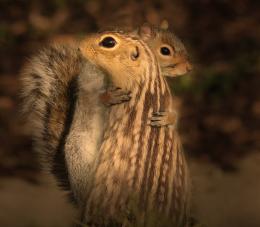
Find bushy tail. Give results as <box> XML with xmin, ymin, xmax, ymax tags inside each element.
<box><xmin>20</xmin><ymin>44</ymin><xmax>83</xmax><ymax>187</ymax></box>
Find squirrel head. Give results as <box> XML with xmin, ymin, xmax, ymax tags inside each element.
<box><xmin>80</xmin><ymin>31</ymin><xmax>151</xmax><ymax>91</ymax></box>
<box><xmin>137</xmin><ymin>22</ymin><xmax>192</xmax><ymax>77</ymax></box>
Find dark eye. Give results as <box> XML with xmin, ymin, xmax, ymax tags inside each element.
<box><xmin>160</xmin><ymin>47</ymin><xmax>171</xmax><ymax>56</ymax></box>
<box><xmin>99</xmin><ymin>36</ymin><xmax>117</xmax><ymax>48</ymax></box>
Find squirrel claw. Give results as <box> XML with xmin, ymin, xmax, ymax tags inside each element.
<box><xmin>148</xmin><ymin>111</ymin><xmax>177</xmax><ymax>128</ymax></box>
<box><xmin>100</xmin><ymin>87</ymin><xmax>131</xmax><ymax>106</ymax></box>
<box><xmin>107</xmin><ymin>86</ymin><xmax>121</xmax><ymax>92</ymax></box>
<box><xmin>152</xmin><ymin>111</ymin><xmax>167</xmax><ymax>117</ymax></box>
<box><xmin>148</xmin><ymin>121</ymin><xmax>162</xmax><ymax>127</ymax></box>
<box><xmin>148</xmin><ymin>117</ymin><xmax>168</xmax><ymax>127</ymax></box>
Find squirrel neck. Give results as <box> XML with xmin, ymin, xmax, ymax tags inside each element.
<box><xmin>78</xmin><ymin>61</ymin><xmax>107</xmax><ymax>94</ymax></box>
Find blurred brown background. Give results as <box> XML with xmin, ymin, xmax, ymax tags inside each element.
<box><xmin>0</xmin><ymin>0</ymin><xmax>259</xmax><ymax>226</ymax></box>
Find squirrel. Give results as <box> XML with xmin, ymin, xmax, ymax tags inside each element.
<box><xmin>137</xmin><ymin>21</ymin><xmax>192</xmax><ymax>78</ymax></box>
<box><xmin>137</xmin><ymin>21</ymin><xmax>192</xmax><ymax>129</ymax></box>
<box><xmin>79</xmin><ymin>31</ymin><xmax>190</xmax><ymax>226</ymax></box>
<box><xmin>20</xmin><ymin>25</ymin><xmax>191</xmax><ymax>225</ymax></box>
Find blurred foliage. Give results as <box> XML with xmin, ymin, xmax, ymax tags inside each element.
<box><xmin>0</xmin><ymin>0</ymin><xmax>259</xmax><ymax>177</ymax></box>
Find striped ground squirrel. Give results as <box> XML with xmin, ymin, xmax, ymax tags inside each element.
<box><xmin>80</xmin><ymin>31</ymin><xmax>190</xmax><ymax>226</ymax></box>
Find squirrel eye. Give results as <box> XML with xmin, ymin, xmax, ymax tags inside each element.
<box><xmin>99</xmin><ymin>36</ymin><xmax>117</xmax><ymax>48</ymax></box>
<box><xmin>160</xmin><ymin>46</ymin><xmax>171</xmax><ymax>56</ymax></box>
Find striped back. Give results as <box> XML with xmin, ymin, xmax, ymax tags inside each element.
<box><xmin>84</xmin><ymin>37</ymin><xmax>189</xmax><ymax>226</ymax></box>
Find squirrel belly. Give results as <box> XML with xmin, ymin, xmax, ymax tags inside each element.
<box><xmin>64</xmin><ymin>64</ymin><xmax>108</xmax><ymax>206</ymax></box>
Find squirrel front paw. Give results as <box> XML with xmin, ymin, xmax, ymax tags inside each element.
<box><xmin>148</xmin><ymin>111</ymin><xmax>177</xmax><ymax>127</ymax></box>
<box><xmin>100</xmin><ymin>87</ymin><xmax>131</xmax><ymax>106</ymax></box>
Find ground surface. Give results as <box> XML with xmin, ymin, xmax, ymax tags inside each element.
<box><xmin>1</xmin><ymin>153</ymin><xmax>260</xmax><ymax>227</ymax></box>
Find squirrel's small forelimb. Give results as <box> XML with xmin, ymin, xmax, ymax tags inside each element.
<box><xmin>148</xmin><ymin>110</ymin><xmax>178</xmax><ymax>127</ymax></box>
<box><xmin>99</xmin><ymin>87</ymin><xmax>131</xmax><ymax>106</ymax></box>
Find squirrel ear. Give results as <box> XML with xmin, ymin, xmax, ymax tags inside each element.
<box><xmin>160</xmin><ymin>20</ymin><xmax>169</xmax><ymax>30</ymax></box>
<box><xmin>138</xmin><ymin>23</ymin><xmax>153</xmax><ymax>40</ymax></box>
<box><xmin>130</xmin><ymin>29</ymin><xmax>138</xmax><ymax>36</ymax></box>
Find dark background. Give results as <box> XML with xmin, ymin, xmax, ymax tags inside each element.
<box><xmin>0</xmin><ymin>0</ymin><xmax>259</xmax><ymax>226</ymax></box>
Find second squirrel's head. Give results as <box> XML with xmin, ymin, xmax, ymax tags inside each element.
<box><xmin>80</xmin><ymin>31</ymin><xmax>153</xmax><ymax>91</ymax></box>
<box><xmin>137</xmin><ymin>22</ymin><xmax>193</xmax><ymax>77</ymax></box>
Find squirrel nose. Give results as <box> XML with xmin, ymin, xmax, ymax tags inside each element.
<box><xmin>130</xmin><ymin>46</ymin><xmax>139</xmax><ymax>61</ymax></box>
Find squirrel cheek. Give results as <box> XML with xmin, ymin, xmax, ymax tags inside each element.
<box><xmin>160</xmin><ymin>58</ymin><xmax>171</xmax><ymax>67</ymax></box>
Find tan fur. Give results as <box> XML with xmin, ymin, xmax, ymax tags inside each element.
<box><xmin>138</xmin><ymin>23</ymin><xmax>192</xmax><ymax>77</ymax></box>
<box><xmin>80</xmin><ymin>31</ymin><xmax>190</xmax><ymax>226</ymax></box>
<box><xmin>80</xmin><ymin>32</ymin><xmax>145</xmax><ymax>91</ymax></box>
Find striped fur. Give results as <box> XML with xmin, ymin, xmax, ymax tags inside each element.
<box><xmin>82</xmin><ymin>35</ymin><xmax>190</xmax><ymax>227</ymax></box>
